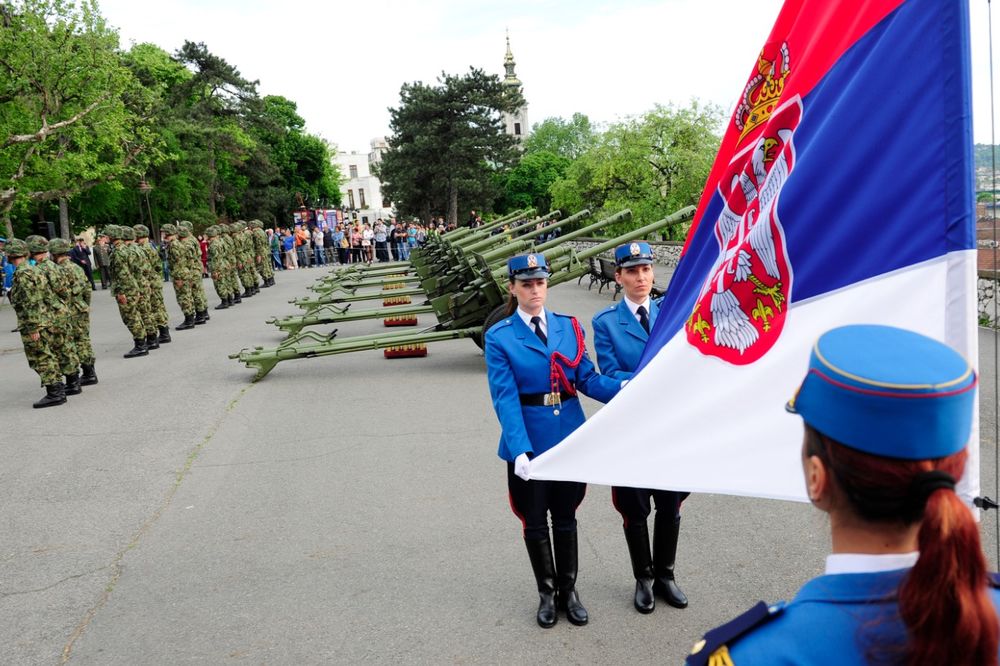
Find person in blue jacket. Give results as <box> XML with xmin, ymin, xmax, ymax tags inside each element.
<box><xmin>688</xmin><ymin>325</ymin><xmax>1000</xmax><ymax>666</ymax></box>
<box><xmin>485</xmin><ymin>252</ymin><xmax>622</xmax><ymax>629</ymax></box>
<box><xmin>592</xmin><ymin>241</ymin><xmax>688</xmax><ymax>615</ymax></box>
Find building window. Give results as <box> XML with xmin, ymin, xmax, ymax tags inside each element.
<box><xmin>349</xmin><ymin>165</ymin><xmax>358</xmax><ymax>179</ymax></box>
<box><xmin>382</xmin><ymin>197</ymin><xmax>391</xmax><ymax>208</ymax></box>
<box><xmin>348</xmin><ymin>189</ymin><xmax>355</xmax><ymax>209</ymax></box>
<box><xmin>514</xmin><ymin>122</ymin><xmax>521</xmax><ymax>136</ymax></box>
<box><xmin>359</xmin><ymin>188</ymin><xmax>366</xmax><ymax>208</ymax></box>
<box><xmin>361</xmin><ymin>216</ymin><xmax>368</xmax><ymax>224</ymax></box>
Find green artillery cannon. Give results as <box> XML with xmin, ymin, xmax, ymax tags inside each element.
<box><xmin>232</xmin><ymin>206</ymin><xmax>695</xmax><ymax>381</ymax></box>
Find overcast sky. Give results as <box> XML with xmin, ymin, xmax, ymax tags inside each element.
<box><xmin>99</xmin><ymin>0</ymin><xmax>997</xmax><ymax>152</ymax></box>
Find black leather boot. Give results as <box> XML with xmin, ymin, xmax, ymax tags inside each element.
<box><xmin>232</xmin><ymin>292</ymin><xmax>242</xmax><ymax>304</ymax></box>
<box><xmin>146</xmin><ymin>333</ymin><xmax>160</xmax><ymax>350</ymax></box>
<box><xmin>124</xmin><ymin>338</ymin><xmax>148</xmax><ymax>358</ymax></box>
<box><xmin>553</xmin><ymin>530</ymin><xmax>588</xmax><ymax>626</ymax></box>
<box><xmin>653</xmin><ymin>514</ymin><xmax>688</xmax><ymax>609</ymax></box>
<box><xmin>80</xmin><ymin>363</ymin><xmax>98</xmax><ymax>386</ymax></box>
<box><xmin>64</xmin><ymin>371</ymin><xmax>82</xmax><ymax>396</ymax></box>
<box><xmin>624</xmin><ymin>523</ymin><xmax>655</xmax><ymax>614</ymax></box>
<box><xmin>175</xmin><ymin>313</ymin><xmax>195</xmax><ymax>331</ymax></box>
<box><xmin>243</xmin><ymin>287</ymin><xmax>253</xmax><ymax>298</ymax></box>
<box><xmin>214</xmin><ymin>298</ymin><xmax>229</xmax><ymax>310</ymax></box>
<box><xmin>194</xmin><ymin>310</ymin><xmax>207</xmax><ymax>325</ymax></box>
<box><xmin>524</xmin><ymin>536</ymin><xmax>558</xmax><ymax>628</ymax></box>
<box><xmin>33</xmin><ymin>382</ymin><xmax>67</xmax><ymax>408</ymax></box>
<box><xmin>261</xmin><ymin>277</ymin><xmax>272</xmax><ymax>288</ymax></box>
<box><xmin>158</xmin><ymin>326</ymin><xmax>172</xmax><ymax>344</ymax></box>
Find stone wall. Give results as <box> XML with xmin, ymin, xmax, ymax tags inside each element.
<box><xmin>568</xmin><ymin>238</ymin><xmax>1000</xmax><ymax>328</ymax></box>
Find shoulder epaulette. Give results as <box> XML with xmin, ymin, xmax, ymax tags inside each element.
<box><xmin>686</xmin><ymin>601</ymin><xmax>783</xmax><ymax>666</ymax></box>
<box><xmin>594</xmin><ymin>305</ymin><xmax>616</xmax><ymax>319</ymax></box>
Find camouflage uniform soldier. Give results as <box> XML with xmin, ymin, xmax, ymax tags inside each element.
<box><xmin>121</xmin><ymin>225</ymin><xmax>160</xmax><ymax>351</ymax></box>
<box><xmin>4</xmin><ymin>240</ymin><xmax>60</xmax><ymax>389</ymax></box>
<box><xmin>250</xmin><ymin>220</ymin><xmax>275</xmax><ymax>287</ymax></box>
<box><xmin>133</xmin><ymin>224</ymin><xmax>172</xmax><ymax>345</ymax></box>
<box><xmin>108</xmin><ymin>226</ymin><xmax>149</xmax><ymax>358</ymax></box>
<box><xmin>234</xmin><ymin>221</ymin><xmax>258</xmax><ymax>298</ymax></box>
<box><xmin>206</xmin><ymin>226</ymin><xmax>232</xmax><ymax>309</ymax></box>
<box><xmin>162</xmin><ymin>224</ymin><xmax>195</xmax><ymax>330</ymax></box>
<box><xmin>178</xmin><ymin>221</ymin><xmax>210</xmax><ymax>324</ymax></box>
<box><xmin>49</xmin><ymin>238</ymin><xmax>98</xmax><ymax>386</ymax></box>
<box><xmin>27</xmin><ymin>236</ymin><xmax>83</xmax><ymax>393</ymax></box>
<box><xmin>5</xmin><ymin>239</ymin><xmax>69</xmax><ymax>407</ymax></box>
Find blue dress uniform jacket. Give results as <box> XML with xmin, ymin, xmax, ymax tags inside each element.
<box><xmin>591</xmin><ymin>298</ymin><xmax>660</xmax><ymax>381</ymax></box>
<box><xmin>687</xmin><ymin>569</ymin><xmax>1000</xmax><ymax>665</ymax></box>
<box><xmin>485</xmin><ymin>310</ymin><xmax>620</xmax><ymax>462</ymax></box>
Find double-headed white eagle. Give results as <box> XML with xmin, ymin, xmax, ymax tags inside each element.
<box><xmin>704</xmin><ymin>129</ymin><xmax>792</xmax><ymax>353</ymax></box>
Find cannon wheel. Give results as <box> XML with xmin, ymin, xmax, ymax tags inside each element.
<box><xmin>473</xmin><ymin>304</ymin><xmax>509</xmax><ymax>350</ymax></box>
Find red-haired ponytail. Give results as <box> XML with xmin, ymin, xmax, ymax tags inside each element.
<box><xmin>805</xmin><ymin>427</ymin><xmax>998</xmax><ymax>666</ymax></box>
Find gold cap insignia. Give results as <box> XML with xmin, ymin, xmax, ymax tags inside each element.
<box><xmin>527</xmin><ymin>254</ymin><xmax>538</xmax><ymax>268</ymax></box>
<box><xmin>630</xmin><ymin>242</ymin><xmax>641</xmax><ymax>256</ymax></box>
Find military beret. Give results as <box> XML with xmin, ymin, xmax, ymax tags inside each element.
<box><xmin>787</xmin><ymin>325</ymin><xmax>977</xmax><ymax>460</ymax></box>
<box><xmin>133</xmin><ymin>224</ymin><xmax>150</xmax><ymax>238</ymax></box>
<box><xmin>121</xmin><ymin>226</ymin><xmax>135</xmax><ymax>240</ymax></box>
<box><xmin>160</xmin><ymin>223</ymin><xmax>177</xmax><ymax>236</ymax></box>
<box><xmin>4</xmin><ymin>238</ymin><xmax>28</xmax><ymax>257</ymax></box>
<box><xmin>48</xmin><ymin>238</ymin><xmax>72</xmax><ymax>255</ymax></box>
<box><xmin>26</xmin><ymin>236</ymin><xmax>49</xmax><ymax>254</ymax></box>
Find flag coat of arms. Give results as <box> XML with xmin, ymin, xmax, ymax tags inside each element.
<box><xmin>529</xmin><ymin>0</ymin><xmax>979</xmax><ymax>502</ymax></box>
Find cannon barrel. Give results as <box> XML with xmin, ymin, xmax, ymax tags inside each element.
<box><xmin>533</xmin><ymin>209</ymin><xmax>631</xmax><ymax>254</ymax></box>
<box><xmin>453</xmin><ymin>210</ymin><xmax>561</xmax><ymax>251</ymax></box>
<box><xmin>444</xmin><ymin>207</ymin><xmax>535</xmax><ymax>242</ymax></box>
<box><xmin>504</xmin><ymin>208</ymin><xmax>592</xmax><ymax>245</ymax></box>
<box><xmin>461</xmin><ymin>212</ymin><xmax>569</xmax><ymax>256</ymax></box>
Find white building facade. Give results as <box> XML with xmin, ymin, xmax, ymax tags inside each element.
<box><xmin>335</xmin><ymin>138</ymin><xmax>393</xmax><ymax>224</ymax></box>
<box><xmin>502</xmin><ymin>34</ymin><xmax>529</xmax><ymax>142</ymax></box>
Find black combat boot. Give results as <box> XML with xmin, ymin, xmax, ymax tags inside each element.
<box><xmin>194</xmin><ymin>310</ymin><xmax>208</xmax><ymax>325</ymax></box>
<box><xmin>214</xmin><ymin>298</ymin><xmax>229</xmax><ymax>310</ymax></box>
<box><xmin>64</xmin><ymin>371</ymin><xmax>82</xmax><ymax>396</ymax></box>
<box><xmin>232</xmin><ymin>292</ymin><xmax>242</xmax><ymax>304</ymax></box>
<box><xmin>124</xmin><ymin>338</ymin><xmax>148</xmax><ymax>358</ymax></box>
<box><xmin>553</xmin><ymin>530</ymin><xmax>588</xmax><ymax>626</ymax></box>
<box><xmin>80</xmin><ymin>363</ymin><xmax>98</xmax><ymax>386</ymax></box>
<box><xmin>175</xmin><ymin>313</ymin><xmax>196</xmax><ymax>330</ymax></box>
<box><xmin>243</xmin><ymin>287</ymin><xmax>254</xmax><ymax>298</ymax></box>
<box><xmin>623</xmin><ymin>523</ymin><xmax>655</xmax><ymax>614</ymax></box>
<box><xmin>158</xmin><ymin>326</ymin><xmax>172</xmax><ymax>344</ymax></box>
<box><xmin>524</xmin><ymin>536</ymin><xmax>558</xmax><ymax>628</ymax></box>
<box><xmin>146</xmin><ymin>333</ymin><xmax>160</xmax><ymax>350</ymax></box>
<box><xmin>261</xmin><ymin>278</ymin><xmax>272</xmax><ymax>288</ymax></box>
<box><xmin>652</xmin><ymin>514</ymin><xmax>688</xmax><ymax>609</ymax></box>
<box><xmin>33</xmin><ymin>382</ymin><xmax>67</xmax><ymax>408</ymax></box>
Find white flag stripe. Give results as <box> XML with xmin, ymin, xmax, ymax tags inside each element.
<box><xmin>529</xmin><ymin>252</ymin><xmax>979</xmax><ymax>503</ymax></box>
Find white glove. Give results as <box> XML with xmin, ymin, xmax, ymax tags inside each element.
<box><xmin>514</xmin><ymin>453</ymin><xmax>531</xmax><ymax>481</ymax></box>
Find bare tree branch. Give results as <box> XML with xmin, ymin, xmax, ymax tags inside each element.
<box><xmin>2</xmin><ymin>95</ymin><xmax>108</xmax><ymax>147</ymax></box>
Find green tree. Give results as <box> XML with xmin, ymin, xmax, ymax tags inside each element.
<box><xmin>0</xmin><ymin>0</ymin><xmax>159</xmax><ymax>237</ymax></box>
<box><xmin>379</xmin><ymin>68</ymin><xmax>521</xmax><ymax>224</ymax></box>
<box><xmin>522</xmin><ymin>113</ymin><xmax>595</xmax><ymax>160</ymax></box>
<box><xmin>498</xmin><ymin>150</ymin><xmax>569</xmax><ymax>214</ymax></box>
<box><xmin>550</xmin><ymin>101</ymin><xmax>722</xmax><ymax>238</ymax></box>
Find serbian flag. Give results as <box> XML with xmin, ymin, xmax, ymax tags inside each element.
<box><xmin>529</xmin><ymin>0</ymin><xmax>979</xmax><ymax>502</ymax></box>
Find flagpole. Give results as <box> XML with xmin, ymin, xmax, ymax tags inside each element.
<box><xmin>988</xmin><ymin>0</ymin><xmax>999</xmax><ymax>566</ymax></box>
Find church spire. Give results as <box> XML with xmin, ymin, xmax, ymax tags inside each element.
<box><xmin>503</xmin><ymin>29</ymin><xmax>520</xmax><ymax>87</ymax></box>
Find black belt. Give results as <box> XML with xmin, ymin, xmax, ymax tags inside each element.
<box><xmin>520</xmin><ymin>391</ymin><xmax>576</xmax><ymax>407</ymax></box>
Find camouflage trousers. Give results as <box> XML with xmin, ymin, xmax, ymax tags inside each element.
<box><xmin>172</xmin><ymin>273</ymin><xmax>196</xmax><ymax>316</ymax></box>
<box><xmin>239</xmin><ymin>262</ymin><xmax>258</xmax><ymax>290</ymax></box>
<box><xmin>137</xmin><ymin>286</ymin><xmax>158</xmax><ymax>336</ymax></box>
<box><xmin>148</xmin><ymin>279</ymin><xmax>169</xmax><ymax>328</ymax></box>
<box><xmin>22</xmin><ymin>325</ymin><xmax>78</xmax><ymax>386</ymax></box>
<box><xmin>210</xmin><ymin>265</ymin><xmax>232</xmax><ymax>300</ymax></box>
<box><xmin>228</xmin><ymin>264</ymin><xmax>243</xmax><ymax>294</ymax></box>
<box><xmin>71</xmin><ymin>310</ymin><xmax>95</xmax><ymax>366</ymax></box>
<box><xmin>256</xmin><ymin>255</ymin><xmax>274</xmax><ymax>280</ymax></box>
<box><xmin>117</xmin><ymin>292</ymin><xmax>147</xmax><ymax>338</ymax></box>
<box><xmin>191</xmin><ymin>273</ymin><xmax>208</xmax><ymax>311</ymax></box>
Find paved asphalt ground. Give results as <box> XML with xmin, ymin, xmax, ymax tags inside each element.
<box><xmin>2</xmin><ymin>263</ymin><xmax>999</xmax><ymax>664</ymax></box>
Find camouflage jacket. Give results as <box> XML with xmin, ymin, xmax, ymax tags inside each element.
<box><xmin>35</xmin><ymin>258</ymin><xmax>74</xmax><ymax>310</ymax></box>
<box><xmin>110</xmin><ymin>242</ymin><xmax>141</xmax><ymax>296</ymax></box>
<box><xmin>10</xmin><ymin>263</ymin><xmax>64</xmax><ymax>333</ymax></box>
<box><xmin>57</xmin><ymin>258</ymin><xmax>91</xmax><ymax>313</ymax></box>
<box><xmin>207</xmin><ymin>237</ymin><xmax>230</xmax><ymax>272</ymax></box>
<box><xmin>167</xmin><ymin>240</ymin><xmax>190</xmax><ymax>280</ymax></box>
<box><xmin>252</xmin><ymin>228</ymin><xmax>269</xmax><ymax>258</ymax></box>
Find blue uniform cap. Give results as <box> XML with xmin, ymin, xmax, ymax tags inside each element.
<box><xmin>507</xmin><ymin>253</ymin><xmax>551</xmax><ymax>280</ymax></box>
<box><xmin>614</xmin><ymin>241</ymin><xmax>654</xmax><ymax>268</ymax></box>
<box><xmin>786</xmin><ymin>325</ymin><xmax>977</xmax><ymax>460</ymax></box>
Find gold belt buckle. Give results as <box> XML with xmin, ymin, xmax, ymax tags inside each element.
<box><xmin>546</xmin><ymin>391</ymin><xmax>562</xmax><ymax>414</ymax></box>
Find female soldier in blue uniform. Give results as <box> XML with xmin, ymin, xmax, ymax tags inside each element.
<box><xmin>688</xmin><ymin>325</ymin><xmax>1000</xmax><ymax>665</ymax></box>
<box><xmin>592</xmin><ymin>241</ymin><xmax>687</xmax><ymax>614</ymax></box>
<box><xmin>485</xmin><ymin>252</ymin><xmax>622</xmax><ymax>629</ymax></box>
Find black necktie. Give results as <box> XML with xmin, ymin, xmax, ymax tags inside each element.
<box><xmin>530</xmin><ymin>315</ymin><xmax>547</xmax><ymax>345</ymax></box>
<box><xmin>637</xmin><ymin>305</ymin><xmax>650</xmax><ymax>334</ymax></box>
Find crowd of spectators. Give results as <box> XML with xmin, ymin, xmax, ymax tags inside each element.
<box><xmin>269</xmin><ymin>217</ymin><xmax>446</xmax><ymax>269</ymax></box>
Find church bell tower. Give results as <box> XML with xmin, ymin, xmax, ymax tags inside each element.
<box><xmin>501</xmin><ymin>32</ymin><xmax>529</xmax><ymax>143</ymax></box>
